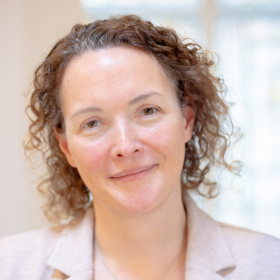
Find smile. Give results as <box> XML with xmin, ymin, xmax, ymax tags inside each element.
<box><xmin>110</xmin><ymin>165</ymin><xmax>157</xmax><ymax>182</ymax></box>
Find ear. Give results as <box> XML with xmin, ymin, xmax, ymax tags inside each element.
<box><xmin>182</xmin><ymin>106</ymin><xmax>195</xmax><ymax>143</ymax></box>
<box><xmin>53</xmin><ymin>128</ymin><xmax>76</xmax><ymax>167</ymax></box>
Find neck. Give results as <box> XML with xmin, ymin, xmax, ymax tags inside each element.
<box><xmin>93</xmin><ymin>185</ymin><xmax>187</xmax><ymax>277</ymax></box>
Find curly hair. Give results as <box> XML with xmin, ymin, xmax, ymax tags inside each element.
<box><xmin>24</xmin><ymin>14</ymin><xmax>241</xmax><ymax>225</ymax></box>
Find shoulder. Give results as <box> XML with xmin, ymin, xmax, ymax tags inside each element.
<box><xmin>0</xmin><ymin>226</ymin><xmax>60</xmax><ymax>257</ymax></box>
<box><xmin>218</xmin><ymin>222</ymin><xmax>280</xmax><ymax>278</ymax></box>
<box><xmin>0</xmin><ymin>227</ymin><xmax>60</xmax><ymax>280</ymax></box>
<box><xmin>219</xmin><ymin>221</ymin><xmax>280</xmax><ymax>254</ymax></box>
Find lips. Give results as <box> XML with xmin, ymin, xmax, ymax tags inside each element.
<box><xmin>110</xmin><ymin>164</ymin><xmax>156</xmax><ymax>178</ymax></box>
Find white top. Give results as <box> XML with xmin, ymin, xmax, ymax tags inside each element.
<box><xmin>1</xmin><ymin>190</ymin><xmax>280</xmax><ymax>280</ymax></box>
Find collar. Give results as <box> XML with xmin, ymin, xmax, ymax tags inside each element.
<box><xmin>46</xmin><ymin>209</ymin><xmax>95</xmax><ymax>279</ymax></box>
<box><xmin>182</xmin><ymin>191</ymin><xmax>236</xmax><ymax>279</ymax></box>
<box><xmin>47</xmin><ymin>190</ymin><xmax>236</xmax><ymax>279</ymax></box>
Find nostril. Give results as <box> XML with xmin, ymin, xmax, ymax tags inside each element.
<box><xmin>117</xmin><ymin>149</ymin><xmax>139</xmax><ymax>158</ymax></box>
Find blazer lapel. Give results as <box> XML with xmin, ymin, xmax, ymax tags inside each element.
<box><xmin>185</xmin><ymin>260</ymin><xmax>225</xmax><ymax>279</ymax></box>
<box><xmin>66</xmin><ymin>271</ymin><xmax>93</xmax><ymax>280</ymax></box>
<box><xmin>47</xmin><ymin>208</ymin><xmax>95</xmax><ymax>280</ymax></box>
<box><xmin>182</xmin><ymin>190</ymin><xmax>236</xmax><ymax>279</ymax></box>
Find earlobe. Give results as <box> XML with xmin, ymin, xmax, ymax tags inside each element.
<box><xmin>53</xmin><ymin>128</ymin><xmax>76</xmax><ymax>167</ymax></box>
<box><xmin>182</xmin><ymin>106</ymin><xmax>195</xmax><ymax>143</ymax></box>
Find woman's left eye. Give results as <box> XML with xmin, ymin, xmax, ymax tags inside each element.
<box><xmin>141</xmin><ymin>107</ymin><xmax>159</xmax><ymax>116</ymax></box>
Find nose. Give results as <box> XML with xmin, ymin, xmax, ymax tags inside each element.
<box><xmin>110</xmin><ymin>120</ymin><xmax>143</xmax><ymax>159</ymax></box>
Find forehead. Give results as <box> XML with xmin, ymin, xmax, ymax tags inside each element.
<box><xmin>60</xmin><ymin>46</ymin><xmax>175</xmax><ymax>106</ymax></box>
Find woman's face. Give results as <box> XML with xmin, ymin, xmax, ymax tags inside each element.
<box><xmin>56</xmin><ymin>46</ymin><xmax>194</xmax><ymax>215</ymax></box>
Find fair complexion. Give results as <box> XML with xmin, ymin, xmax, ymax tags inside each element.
<box><xmin>55</xmin><ymin>46</ymin><xmax>194</xmax><ymax>279</ymax></box>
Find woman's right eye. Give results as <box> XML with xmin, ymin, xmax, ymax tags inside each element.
<box><xmin>83</xmin><ymin>120</ymin><xmax>101</xmax><ymax>129</ymax></box>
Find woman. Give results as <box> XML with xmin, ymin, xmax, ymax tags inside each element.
<box><xmin>0</xmin><ymin>15</ymin><xmax>279</xmax><ymax>280</ymax></box>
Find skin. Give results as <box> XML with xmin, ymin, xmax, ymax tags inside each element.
<box><xmin>55</xmin><ymin>46</ymin><xmax>195</xmax><ymax>279</ymax></box>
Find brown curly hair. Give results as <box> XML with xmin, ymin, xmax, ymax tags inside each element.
<box><xmin>24</xmin><ymin>14</ymin><xmax>241</xmax><ymax>225</ymax></box>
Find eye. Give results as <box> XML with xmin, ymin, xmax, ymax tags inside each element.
<box><xmin>142</xmin><ymin>107</ymin><xmax>159</xmax><ymax>116</ymax></box>
<box><xmin>84</xmin><ymin>120</ymin><xmax>101</xmax><ymax>129</ymax></box>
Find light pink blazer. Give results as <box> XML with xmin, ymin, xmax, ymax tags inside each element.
<box><xmin>1</xmin><ymin>190</ymin><xmax>280</xmax><ymax>279</ymax></box>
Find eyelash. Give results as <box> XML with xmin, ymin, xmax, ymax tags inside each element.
<box><xmin>82</xmin><ymin>107</ymin><xmax>159</xmax><ymax>130</ymax></box>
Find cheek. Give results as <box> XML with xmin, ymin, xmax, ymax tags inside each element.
<box><xmin>160</xmin><ymin>118</ymin><xmax>184</xmax><ymax>143</ymax></box>
<box><xmin>70</xmin><ymin>138</ymin><xmax>109</xmax><ymax>176</ymax></box>
<box><xmin>140</xmin><ymin>119</ymin><xmax>185</xmax><ymax>165</ymax></box>
<box><xmin>141</xmin><ymin>120</ymin><xmax>173</xmax><ymax>147</ymax></box>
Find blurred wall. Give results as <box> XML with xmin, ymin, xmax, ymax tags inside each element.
<box><xmin>0</xmin><ymin>0</ymin><xmax>83</xmax><ymax>239</ymax></box>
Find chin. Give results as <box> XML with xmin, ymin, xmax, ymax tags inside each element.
<box><xmin>108</xmin><ymin>181</ymin><xmax>164</xmax><ymax>215</ymax></box>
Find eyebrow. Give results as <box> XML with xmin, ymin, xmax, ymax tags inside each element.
<box><xmin>71</xmin><ymin>91</ymin><xmax>163</xmax><ymax>119</ymax></box>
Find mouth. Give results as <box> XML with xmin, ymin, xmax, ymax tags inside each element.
<box><xmin>110</xmin><ymin>164</ymin><xmax>157</xmax><ymax>182</ymax></box>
